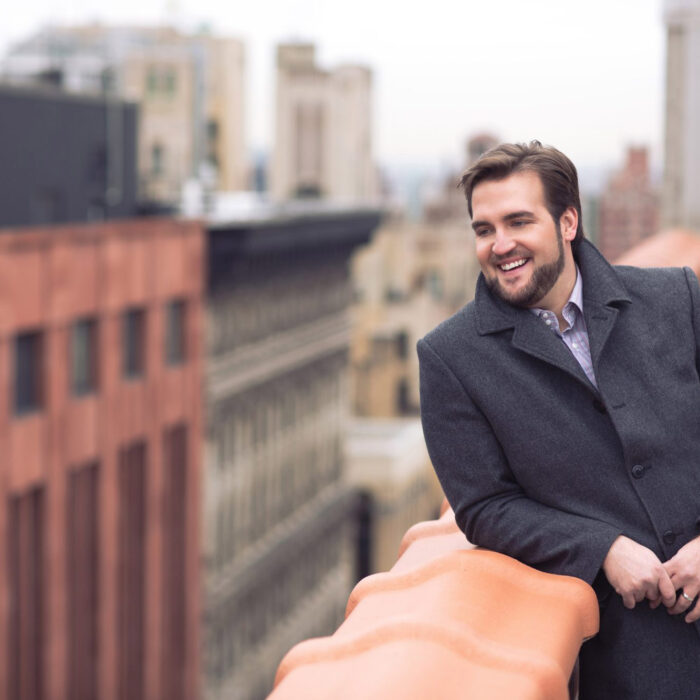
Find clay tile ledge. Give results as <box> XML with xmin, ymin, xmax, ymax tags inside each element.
<box><xmin>269</xmin><ymin>502</ymin><xmax>599</xmax><ymax>700</ymax></box>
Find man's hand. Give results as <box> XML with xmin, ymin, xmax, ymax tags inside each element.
<box><xmin>602</xmin><ymin>535</ymin><xmax>676</xmax><ymax>610</ymax></box>
<box><xmin>663</xmin><ymin>536</ymin><xmax>700</xmax><ymax>622</ymax></box>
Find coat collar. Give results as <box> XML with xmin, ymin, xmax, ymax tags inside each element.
<box><xmin>474</xmin><ymin>238</ymin><xmax>631</xmax><ymax>335</ymax></box>
<box><xmin>473</xmin><ymin>239</ymin><xmax>632</xmax><ymax>393</ymax></box>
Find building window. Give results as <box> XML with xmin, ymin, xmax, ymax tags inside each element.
<box><xmin>146</xmin><ymin>67</ymin><xmax>159</xmax><ymax>95</ymax></box>
<box><xmin>67</xmin><ymin>463</ymin><xmax>99</xmax><ymax>699</ymax></box>
<box><xmin>161</xmin><ymin>425</ymin><xmax>187</xmax><ymax>700</ymax></box>
<box><xmin>165</xmin><ymin>300</ymin><xmax>186</xmax><ymax>366</ymax></box>
<box><xmin>122</xmin><ymin>308</ymin><xmax>145</xmax><ymax>380</ymax></box>
<box><xmin>14</xmin><ymin>330</ymin><xmax>43</xmax><ymax>415</ymax></box>
<box><xmin>151</xmin><ymin>144</ymin><xmax>164</xmax><ymax>177</ymax></box>
<box><xmin>71</xmin><ymin>318</ymin><xmax>98</xmax><ymax>396</ymax></box>
<box><xmin>118</xmin><ymin>441</ymin><xmax>147</xmax><ymax>700</ymax></box>
<box><xmin>164</xmin><ymin>70</ymin><xmax>176</xmax><ymax>95</ymax></box>
<box><xmin>8</xmin><ymin>487</ymin><xmax>44</xmax><ymax>700</ymax></box>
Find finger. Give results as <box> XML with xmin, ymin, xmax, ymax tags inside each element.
<box><xmin>669</xmin><ymin>589</ymin><xmax>696</xmax><ymax>616</ymax></box>
<box><xmin>648</xmin><ymin>595</ymin><xmax>662</xmax><ymax>610</ymax></box>
<box><xmin>686</xmin><ymin>599</ymin><xmax>700</xmax><ymax>623</ymax></box>
<box><xmin>658</xmin><ymin>570</ymin><xmax>677</xmax><ymax>607</ymax></box>
<box><xmin>622</xmin><ymin>592</ymin><xmax>636</xmax><ymax>609</ymax></box>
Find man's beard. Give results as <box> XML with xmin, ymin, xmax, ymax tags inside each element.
<box><xmin>484</xmin><ymin>227</ymin><xmax>565</xmax><ymax>308</ymax></box>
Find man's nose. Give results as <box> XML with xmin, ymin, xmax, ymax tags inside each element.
<box><xmin>492</xmin><ymin>229</ymin><xmax>515</xmax><ymax>257</ymax></box>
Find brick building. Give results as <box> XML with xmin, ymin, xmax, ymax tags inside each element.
<box><xmin>0</xmin><ymin>218</ymin><xmax>204</xmax><ymax>700</ymax></box>
<box><xmin>597</xmin><ymin>146</ymin><xmax>659</xmax><ymax>261</ymax></box>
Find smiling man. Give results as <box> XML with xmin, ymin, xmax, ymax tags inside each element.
<box><xmin>418</xmin><ymin>141</ymin><xmax>700</xmax><ymax>698</ymax></box>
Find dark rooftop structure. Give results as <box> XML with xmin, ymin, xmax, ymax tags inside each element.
<box><xmin>0</xmin><ymin>83</ymin><xmax>139</xmax><ymax>228</ymax></box>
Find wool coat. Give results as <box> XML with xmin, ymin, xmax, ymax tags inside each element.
<box><xmin>418</xmin><ymin>239</ymin><xmax>700</xmax><ymax>699</ymax></box>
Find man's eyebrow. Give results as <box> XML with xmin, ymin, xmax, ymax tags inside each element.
<box><xmin>471</xmin><ymin>211</ymin><xmax>535</xmax><ymax>231</ymax></box>
<box><xmin>503</xmin><ymin>210</ymin><xmax>535</xmax><ymax>221</ymax></box>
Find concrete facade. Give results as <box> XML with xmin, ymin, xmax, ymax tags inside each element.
<box><xmin>202</xmin><ymin>207</ymin><xmax>381</xmax><ymax>699</ymax></box>
<box><xmin>351</xmin><ymin>217</ymin><xmax>478</xmax><ymax>418</ymax></box>
<box><xmin>663</xmin><ymin>0</ymin><xmax>700</xmax><ymax>228</ymax></box>
<box><xmin>346</xmin><ymin>419</ymin><xmax>442</xmax><ymax>575</ymax></box>
<box><xmin>0</xmin><ymin>218</ymin><xmax>204</xmax><ymax>700</ymax></box>
<box><xmin>270</xmin><ymin>44</ymin><xmax>376</xmax><ymax>203</ymax></box>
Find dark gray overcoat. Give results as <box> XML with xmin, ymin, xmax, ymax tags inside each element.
<box><xmin>418</xmin><ymin>239</ymin><xmax>700</xmax><ymax>699</ymax></box>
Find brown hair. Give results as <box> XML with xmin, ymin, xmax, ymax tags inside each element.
<box><xmin>459</xmin><ymin>140</ymin><xmax>585</xmax><ymax>248</ymax></box>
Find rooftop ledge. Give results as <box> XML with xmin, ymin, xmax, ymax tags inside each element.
<box><xmin>270</xmin><ymin>503</ymin><xmax>597</xmax><ymax>700</ymax></box>
<box><xmin>270</xmin><ymin>229</ymin><xmax>700</xmax><ymax>700</ymax></box>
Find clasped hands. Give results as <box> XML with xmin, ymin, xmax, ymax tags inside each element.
<box><xmin>603</xmin><ymin>535</ymin><xmax>700</xmax><ymax>622</ymax></box>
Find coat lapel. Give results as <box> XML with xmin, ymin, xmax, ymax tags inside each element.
<box><xmin>473</xmin><ymin>239</ymin><xmax>631</xmax><ymax>393</ymax></box>
<box><xmin>577</xmin><ymin>240</ymin><xmax>631</xmax><ymax>372</ymax></box>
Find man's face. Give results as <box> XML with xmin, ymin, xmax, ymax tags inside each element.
<box><xmin>471</xmin><ymin>170</ymin><xmax>577</xmax><ymax>310</ymax></box>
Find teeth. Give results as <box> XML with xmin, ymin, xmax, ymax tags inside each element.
<box><xmin>500</xmin><ymin>259</ymin><xmax>527</xmax><ymax>271</ymax></box>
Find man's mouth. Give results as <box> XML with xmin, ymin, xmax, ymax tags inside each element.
<box><xmin>498</xmin><ymin>258</ymin><xmax>528</xmax><ymax>272</ymax></box>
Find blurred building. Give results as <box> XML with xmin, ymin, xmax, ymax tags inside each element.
<box><xmin>598</xmin><ymin>146</ymin><xmax>659</xmax><ymax>261</ymax></box>
<box><xmin>466</xmin><ymin>131</ymin><xmax>499</xmax><ymax>167</ymax></box>
<box><xmin>1</xmin><ymin>24</ymin><xmax>246</xmax><ymax>205</ymax></box>
<box><xmin>0</xmin><ymin>84</ymin><xmax>138</xmax><ymax>227</ymax></box>
<box><xmin>0</xmin><ymin>218</ymin><xmax>204</xmax><ymax>700</ymax></box>
<box><xmin>346</xmin><ymin>419</ymin><xmax>442</xmax><ymax>576</ymax></box>
<box><xmin>201</xmin><ymin>206</ymin><xmax>381</xmax><ymax>699</ymax></box>
<box><xmin>351</xmin><ymin>142</ymin><xmax>480</xmax><ymax>419</ymax></box>
<box><xmin>663</xmin><ymin>0</ymin><xmax>700</xmax><ymax>229</ymax></box>
<box><xmin>270</xmin><ymin>43</ymin><xmax>376</xmax><ymax>203</ymax></box>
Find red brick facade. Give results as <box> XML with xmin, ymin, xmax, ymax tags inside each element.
<box><xmin>0</xmin><ymin>219</ymin><xmax>203</xmax><ymax>700</ymax></box>
<box><xmin>598</xmin><ymin>146</ymin><xmax>660</xmax><ymax>262</ymax></box>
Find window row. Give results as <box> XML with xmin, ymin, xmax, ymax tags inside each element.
<box><xmin>7</xmin><ymin>426</ymin><xmax>188</xmax><ymax>699</ymax></box>
<box><xmin>13</xmin><ymin>299</ymin><xmax>188</xmax><ymax>415</ymax></box>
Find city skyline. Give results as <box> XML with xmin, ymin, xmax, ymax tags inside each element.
<box><xmin>1</xmin><ymin>0</ymin><xmax>664</xmax><ymax>174</ymax></box>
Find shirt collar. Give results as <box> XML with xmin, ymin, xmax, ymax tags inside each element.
<box><xmin>530</xmin><ymin>265</ymin><xmax>584</xmax><ymax>327</ymax></box>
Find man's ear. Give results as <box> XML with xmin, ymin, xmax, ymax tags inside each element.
<box><xmin>560</xmin><ymin>207</ymin><xmax>578</xmax><ymax>242</ymax></box>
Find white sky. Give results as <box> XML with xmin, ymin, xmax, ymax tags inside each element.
<box><xmin>0</xmin><ymin>0</ymin><xmax>665</xmax><ymax>173</ymax></box>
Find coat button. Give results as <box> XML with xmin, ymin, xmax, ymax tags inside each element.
<box><xmin>631</xmin><ymin>464</ymin><xmax>646</xmax><ymax>479</ymax></box>
<box><xmin>695</xmin><ymin>516</ymin><xmax>700</xmax><ymax>531</ymax></box>
<box><xmin>663</xmin><ymin>530</ymin><xmax>676</xmax><ymax>544</ymax></box>
<box><xmin>593</xmin><ymin>399</ymin><xmax>607</xmax><ymax>414</ymax></box>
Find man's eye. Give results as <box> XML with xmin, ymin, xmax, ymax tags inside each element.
<box><xmin>474</xmin><ymin>228</ymin><xmax>490</xmax><ymax>237</ymax></box>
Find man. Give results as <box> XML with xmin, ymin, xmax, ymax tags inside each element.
<box><xmin>417</xmin><ymin>141</ymin><xmax>700</xmax><ymax>698</ymax></box>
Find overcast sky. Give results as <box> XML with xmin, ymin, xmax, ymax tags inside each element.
<box><xmin>0</xmin><ymin>0</ymin><xmax>666</xmax><ymax>174</ymax></box>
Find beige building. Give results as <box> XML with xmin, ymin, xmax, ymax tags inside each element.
<box><xmin>1</xmin><ymin>25</ymin><xmax>247</xmax><ymax>204</ymax></box>
<box><xmin>270</xmin><ymin>43</ymin><xmax>376</xmax><ymax>203</ymax></box>
<box><xmin>351</xmin><ymin>216</ymin><xmax>479</xmax><ymax>418</ymax></box>
<box><xmin>346</xmin><ymin>419</ymin><xmax>443</xmax><ymax>575</ymax></box>
<box><xmin>202</xmin><ymin>206</ymin><xmax>381</xmax><ymax>699</ymax></box>
<box><xmin>663</xmin><ymin>0</ymin><xmax>700</xmax><ymax>228</ymax></box>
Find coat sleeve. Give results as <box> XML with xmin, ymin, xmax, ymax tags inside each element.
<box><xmin>418</xmin><ymin>336</ymin><xmax>622</xmax><ymax>586</ymax></box>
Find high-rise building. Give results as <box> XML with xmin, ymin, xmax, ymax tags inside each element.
<box><xmin>270</xmin><ymin>43</ymin><xmax>376</xmax><ymax>203</ymax></box>
<box><xmin>598</xmin><ymin>146</ymin><xmax>659</xmax><ymax>261</ymax></box>
<box><xmin>202</xmin><ymin>205</ymin><xmax>382</xmax><ymax>699</ymax></box>
<box><xmin>663</xmin><ymin>0</ymin><xmax>700</xmax><ymax>229</ymax></box>
<box><xmin>1</xmin><ymin>25</ymin><xmax>247</xmax><ymax>205</ymax></box>
<box><xmin>0</xmin><ymin>218</ymin><xmax>204</xmax><ymax>700</ymax></box>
